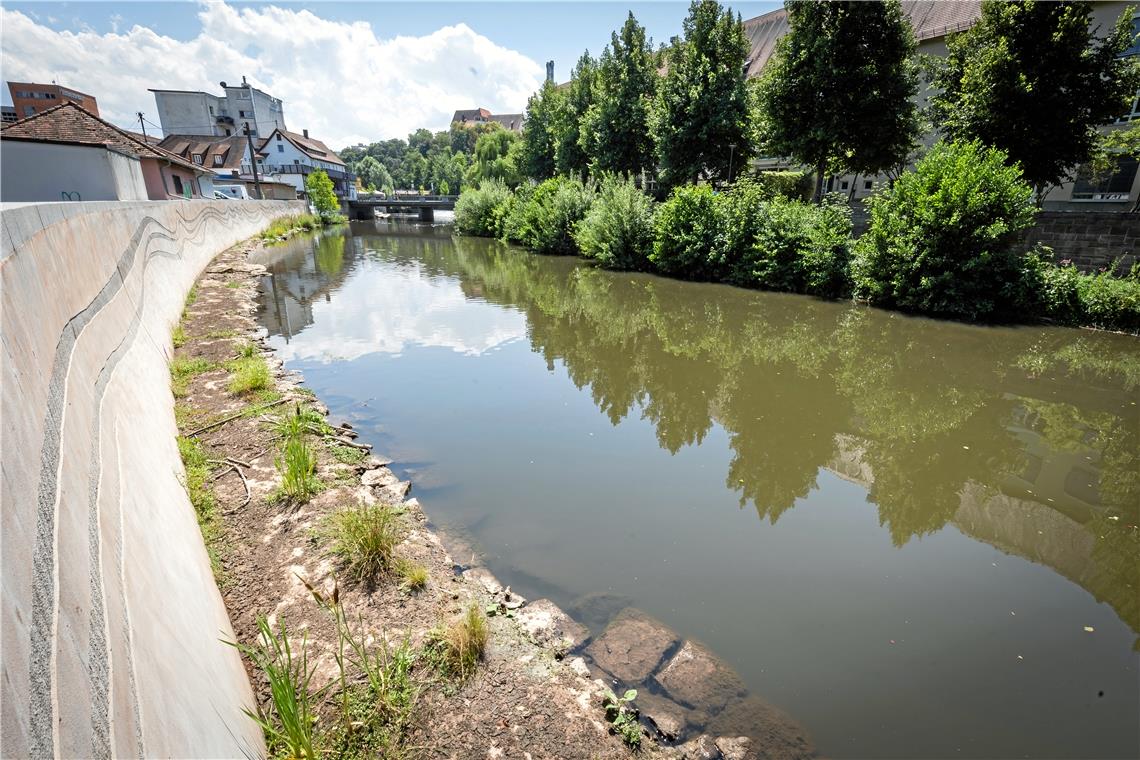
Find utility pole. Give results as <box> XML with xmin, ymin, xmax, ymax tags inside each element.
<box><xmin>137</xmin><ymin>112</ymin><xmax>148</xmax><ymax>143</ymax></box>
<box><xmin>244</xmin><ymin>122</ymin><xmax>264</xmax><ymax>200</ymax></box>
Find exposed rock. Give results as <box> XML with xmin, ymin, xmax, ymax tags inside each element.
<box><xmin>517</xmin><ymin>599</ymin><xmax>590</xmax><ymax>651</ymax></box>
<box><xmin>715</xmin><ymin>736</ymin><xmax>753</xmax><ymax>760</ymax></box>
<box><xmin>361</xmin><ymin>467</ymin><xmax>399</xmax><ymax>488</ymax></box>
<box><xmin>637</xmin><ymin>691</ymin><xmax>693</xmax><ymax>743</ymax></box>
<box><xmin>654</xmin><ymin>640</ymin><xmax>746</xmax><ymax>712</ymax></box>
<box><xmin>463</xmin><ymin>567</ymin><xmax>503</xmax><ymax>595</ymax></box>
<box><xmin>707</xmin><ymin>696</ymin><xmax>815</xmax><ymax>760</ymax></box>
<box><xmin>365</xmin><ymin>454</ymin><xmax>393</xmax><ymax>468</ymax></box>
<box><xmin>586</xmin><ymin>607</ymin><xmax>679</xmax><ymax>684</ymax></box>
<box><xmin>376</xmin><ymin>480</ymin><xmax>411</xmax><ymax>502</ymax></box>
<box><xmin>678</xmin><ymin>733</ymin><xmax>721</xmax><ymax>759</ymax></box>
<box><xmin>567</xmin><ymin>657</ymin><xmax>591</xmax><ymax>678</ymax></box>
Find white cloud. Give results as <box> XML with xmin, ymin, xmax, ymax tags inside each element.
<box><xmin>0</xmin><ymin>1</ymin><xmax>541</xmax><ymax>147</ymax></box>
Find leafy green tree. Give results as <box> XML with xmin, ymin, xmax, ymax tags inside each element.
<box><xmin>520</xmin><ymin>80</ymin><xmax>565</xmax><ymax>180</ymax></box>
<box><xmin>450</xmin><ymin>121</ymin><xmax>503</xmax><ymax>155</ymax></box>
<box><xmin>653</xmin><ymin>0</ymin><xmax>752</xmax><ymax>187</ymax></box>
<box><xmin>580</xmin><ymin>13</ymin><xmax>658</xmax><ymax>175</ymax></box>
<box><xmin>555</xmin><ymin>52</ymin><xmax>598</xmax><ymax>176</ymax></box>
<box><xmin>756</xmin><ymin>0</ymin><xmax>920</xmax><ymax>201</ymax></box>
<box><xmin>305</xmin><ymin>170</ymin><xmax>340</xmax><ymax>221</ymax></box>
<box><xmin>931</xmin><ymin>0</ymin><xmax>1140</xmax><ymax>201</ymax></box>
<box><xmin>355</xmin><ymin>155</ymin><xmax>393</xmax><ymax>192</ymax></box>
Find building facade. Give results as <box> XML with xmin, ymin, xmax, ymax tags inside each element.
<box><xmin>1</xmin><ymin>102</ymin><xmax>212</xmax><ymax>202</ymax></box>
<box><xmin>451</xmin><ymin>108</ymin><xmax>525</xmax><ymax>133</ymax></box>
<box><xmin>150</xmin><ymin>77</ymin><xmax>286</xmax><ymax>139</ymax></box>
<box><xmin>257</xmin><ymin>128</ymin><xmax>356</xmax><ymax>200</ymax></box>
<box><xmin>7</xmin><ymin>81</ymin><xmax>99</xmax><ymax>119</ymax></box>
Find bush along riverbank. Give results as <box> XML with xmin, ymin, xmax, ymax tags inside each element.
<box><xmin>171</xmin><ymin>233</ymin><xmax>788</xmax><ymax>759</ymax></box>
<box><xmin>454</xmin><ymin>140</ymin><xmax>1140</xmax><ymax>334</ymax></box>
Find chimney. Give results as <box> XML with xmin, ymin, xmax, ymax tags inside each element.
<box><xmin>546</xmin><ymin>60</ymin><xmax>554</xmax><ymax>83</ymax></box>
<box><xmin>303</xmin><ymin>128</ymin><xmax>309</xmax><ymax>139</ymax></box>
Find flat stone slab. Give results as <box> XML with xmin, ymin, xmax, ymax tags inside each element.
<box><xmin>636</xmin><ymin>691</ymin><xmax>698</xmax><ymax>743</ymax></box>
<box><xmin>585</xmin><ymin>607</ymin><xmax>679</xmax><ymax>684</ymax></box>
<box><xmin>516</xmin><ymin>599</ymin><xmax>590</xmax><ymax>651</ymax></box>
<box><xmin>654</xmin><ymin>639</ymin><xmax>747</xmax><ymax>712</ymax></box>
<box><xmin>707</xmin><ymin>696</ymin><xmax>815</xmax><ymax>760</ymax></box>
<box><xmin>361</xmin><ymin>467</ymin><xmax>399</xmax><ymax>488</ymax></box>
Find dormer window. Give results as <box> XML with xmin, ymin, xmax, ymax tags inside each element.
<box><xmin>213</xmin><ymin>154</ymin><xmax>224</xmax><ymax>167</ymax></box>
<box><xmin>192</xmin><ymin>154</ymin><xmax>203</xmax><ymax>165</ymax></box>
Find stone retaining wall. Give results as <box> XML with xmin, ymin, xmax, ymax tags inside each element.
<box><xmin>851</xmin><ymin>208</ymin><xmax>1138</xmax><ymax>273</ymax></box>
<box><xmin>1</xmin><ymin>200</ymin><xmax>303</xmax><ymax>758</ymax></box>
<box><xmin>1024</xmin><ymin>211</ymin><xmax>1139</xmax><ymax>273</ymax></box>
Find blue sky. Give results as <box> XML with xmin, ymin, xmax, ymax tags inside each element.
<box><xmin>1</xmin><ymin>1</ymin><xmax>779</xmax><ymax>146</ymax></box>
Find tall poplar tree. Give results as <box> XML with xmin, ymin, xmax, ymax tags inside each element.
<box><xmin>931</xmin><ymin>0</ymin><xmax>1140</xmax><ymax>201</ymax></box>
<box><xmin>653</xmin><ymin>0</ymin><xmax>752</xmax><ymax>188</ymax></box>
<box><xmin>555</xmin><ymin>51</ymin><xmax>597</xmax><ymax>176</ymax></box>
<box><xmin>520</xmin><ymin>80</ymin><xmax>564</xmax><ymax>180</ymax></box>
<box><xmin>580</xmin><ymin>13</ymin><xmax>658</xmax><ymax>175</ymax></box>
<box><xmin>757</xmin><ymin>0</ymin><xmax>919</xmax><ymax>201</ymax></box>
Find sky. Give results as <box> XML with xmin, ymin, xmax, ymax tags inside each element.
<box><xmin>1</xmin><ymin>0</ymin><xmax>779</xmax><ymax>149</ymax></box>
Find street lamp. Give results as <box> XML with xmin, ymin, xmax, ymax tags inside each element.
<box><xmin>728</xmin><ymin>143</ymin><xmax>737</xmax><ymax>185</ymax></box>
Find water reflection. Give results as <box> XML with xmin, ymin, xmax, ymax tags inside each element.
<box><xmin>255</xmin><ymin>224</ymin><xmax>1139</xmax><ymax>757</ymax></box>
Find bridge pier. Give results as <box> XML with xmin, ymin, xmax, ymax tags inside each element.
<box><xmin>351</xmin><ymin>204</ymin><xmax>375</xmax><ymax>221</ymax></box>
<box><xmin>419</xmin><ymin>207</ymin><xmax>435</xmax><ymax>223</ymax></box>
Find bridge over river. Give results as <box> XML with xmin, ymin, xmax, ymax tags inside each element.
<box><xmin>348</xmin><ymin>194</ymin><xmax>456</xmax><ymax>222</ymax></box>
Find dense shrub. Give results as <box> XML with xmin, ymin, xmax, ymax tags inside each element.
<box><xmin>852</xmin><ymin>140</ymin><xmax>1036</xmax><ymax>321</ymax></box>
<box><xmin>502</xmin><ymin>176</ymin><xmax>594</xmax><ymax>255</ymax></box>
<box><xmin>737</xmin><ymin>198</ymin><xmax>853</xmax><ymax>298</ymax></box>
<box><xmin>574</xmin><ymin>175</ymin><xmax>658</xmax><ymax>270</ymax></box>
<box><xmin>713</xmin><ymin>181</ymin><xmax>767</xmax><ymax>280</ymax></box>
<box><xmin>651</xmin><ymin>184</ymin><xmax>723</xmax><ymax>280</ymax></box>
<box><xmin>751</xmin><ymin>170</ymin><xmax>814</xmax><ymax>202</ymax></box>
<box><xmin>454</xmin><ymin>179</ymin><xmax>512</xmax><ymax>237</ymax></box>
<box><xmin>1025</xmin><ymin>255</ymin><xmax>1140</xmax><ymax>333</ymax></box>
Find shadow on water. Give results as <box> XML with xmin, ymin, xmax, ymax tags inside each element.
<box><xmin>254</xmin><ymin>220</ymin><xmax>1139</xmax><ymax>759</ymax></box>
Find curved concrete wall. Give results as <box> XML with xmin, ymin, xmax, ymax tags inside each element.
<box><xmin>1</xmin><ymin>200</ymin><xmax>303</xmax><ymax>759</ymax></box>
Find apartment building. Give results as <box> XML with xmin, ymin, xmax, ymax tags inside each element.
<box><xmin>7</xmin><ymin>81</ymin><xmax>99</xmax><ymax>119</ymax></box>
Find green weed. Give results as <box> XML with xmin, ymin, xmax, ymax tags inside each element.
<box><xmin>427</xmin><ymin>603</ymin><xmax>488</xmax><ymax>680</ymax></box>
<box><xmin>176</xmin><ymin>435</ymin><xmax>222</xmax><ymax>575</ymax></box>
<box><xmin>276</xmin><ymin>434</ymin><xmax>321</xmax><ymax>503</ymax></box>
<box><xmin>227</xmin><ymin>355</ymin><xmax>271</xmax><ymax>395</ymax></box>
<box><xmin>321</xmin><ymin>503</ymin><xmax>402</xmax><ymax>585</ymax></box>
<box><xmin>229</xmin><ymin>617</ymin><xmax>323</xmax><ymax>760</ymax></box>
<box><xmin>172</xmin><ymin>324</ymin><xmax>187</xmax><ymax>348</ymax></box>
<box><xmin>170</xmin><ymin>357</ymin><xmax>215</xmax><ymax>398</ymax></box>
<box><xmin>329</xmin><ymin>444</ymin><xmax>368</xmax><ymax>465</ymax></box>
<box><xmin>602</xmin><ymin>688</ymin><xmax>641</xmax><ymax>748</ymax></box>
<box><xmin>397</xmin><ymin>560</ymin><xmax>428</xmax><ymax>592</ymax></box>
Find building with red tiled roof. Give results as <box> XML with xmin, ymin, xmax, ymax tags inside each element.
<box><xmin>1</xmin><ymin>102</ymin><xmax>214</xmax><ymax>202</ymax></box>
<box><xmin>257</xmin><ymin>127</ymin><xmax>355</xmax><ymax>200</ymax></box>
<box><xmin>451</xmin><ymin>107</ymin><xmax>525</xmax><ymax>133</ymax></box>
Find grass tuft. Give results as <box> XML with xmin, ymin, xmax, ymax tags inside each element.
<box><xmin>321</xmin><ymin>503</ymin><xmax>402</xmax><ymax>585</ymax></box>
<box><xmin>176</xmin><ymin>435</ymin><xmax>222</xmax><ymax>575</ymax></box>
<box><xmin>227</xmin><ymin>355</ymin><xmax>271</xmax><ymax>395</ymax></box>
<box><xmin>229</xmin><ymin>617</ymin><xmax>322</xmax><ymax>760</ymax></box>
<box><xmin>428</xmin><ymin>603</ymin><xmax>488</xmax><ymax>680</ymax></box>
<box><xmin>397</xmin><ymin>560</ymin><xmax>428</xmax><ymax>592</ymax></box>
<box><xmin>329</xmin><ymin>444</ymin><xmax>368</xmax><ymax>465</ymax></box>
<box><xmin>170</xmin><ymin>356</ymin><xmax>215</xmax><ymax>398</ymax></box>
<box><xmin>275</xmin><ymin>434</ymin><xmax>321</xmax><ymax>503</ymax></box>
<box><xmin>172</xmin><ymin>324</ymin><xmax>187</xmax><ymax>348</ymax></box>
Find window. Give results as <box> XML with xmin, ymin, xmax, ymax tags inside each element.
<box><xmin>192</xmin><ymin>154</ymin><xmax>203</xmax><ymax>165</ymax></box>
<box><xmin>1071</xmin><ymin>156</ymin><xmax>1139</xmax><ymax>200</ymax></box>
<box><xmin>45</xmin><ymin>93</ymin><xmax>57</xmax><ymax>99</ymax></box>
<box><xmin>172</xmin><ymin>175</ymin><xmax>184</xmax><ymax>195</ymax></box>
<box><xmin>277</xmin><ymin>144</ymin><xmax>284</xmax><ymax>153</ymax></box>
<box><xmin>213</xmin><ymin>154</ymin><xmax>224</xmax><ymax>167</ymax></box>
<box><xmin>1123</xmin><ymin>14</ymin><xmax>1140</xmax><ymax>57</ymax></box>
<box><xmin>209</xmin><ymin>105</ymin><xmax>214</xmax><ymax>115</ymax></box>
<box><xmin>841</xmin><ymin>180</ymin><xmax>849</xmax><ymax>190</ymax></box>
<box><xmin>23</xmin><ymin>106</ymin><xmax>34</xmax><ymax>117</ymax></box>
<box><xmin>276</xmin><ymin>133</ymin><xmax>282</xmax><ymax>141</ymax></box>
<box><xmin>864</xmin><ymin>180</ymin><xmax>873</xmax><ymax>190</ymax></box>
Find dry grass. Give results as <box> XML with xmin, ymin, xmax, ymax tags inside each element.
<box><xmin>430</xmin><ymin>603</ymin><xmax>488</xmax><ymax>679</ymax></box>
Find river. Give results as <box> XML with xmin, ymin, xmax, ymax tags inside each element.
<box><xmin>254</xmin><ymin>219</ymin><xmax>1139</xmax><ymax>759</ymax></box>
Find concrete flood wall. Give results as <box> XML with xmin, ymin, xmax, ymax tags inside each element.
<box><xmin>1</xmin><ymin>200</ymin><xmax>303</xmax><ymax>758</ymax></box>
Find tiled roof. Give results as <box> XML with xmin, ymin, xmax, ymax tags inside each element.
<box><xmin>158</xmin><ymin>134</ymin><xmax>259</xmax><ymax>172</ymax></box>
<box><xmin>452</xmin><ymin>108</ymin><xmax>493</xmax><ymax>123</ymax></box>
<box><xmin>259</xmin><ymin>129</ymin><xmax>346</xmax><ymax>166</ymax></box>
<box><xmin>743</xmin><ymin>0</ymin><xmax>982</xmax><ymax>74</ymax></box>
<box><xmin>1</xmin><ymin>102</ymin><xmax>207</xmax><ymax>173</ymax></box>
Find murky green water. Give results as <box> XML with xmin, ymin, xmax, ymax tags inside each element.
<box><xmin>256</xmin><ymin>220</ymin><xmax>1139</xmax><ymax>759</ymax></box>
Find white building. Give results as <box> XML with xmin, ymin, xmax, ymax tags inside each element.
<box><xmin>149</xmin><ymin>77</ymin><xmax>286</xmax><ymax>139</ymax></box>
<box><xmin>257</xmin><ymin>128</ymin><xmax>356</xmax><ymax>200</ymax></box>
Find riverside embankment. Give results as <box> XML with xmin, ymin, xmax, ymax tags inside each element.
<box><xmin>1</xmin><ymin>200</ymin><xmax>300</xmax><ymax>758</ymax></box>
